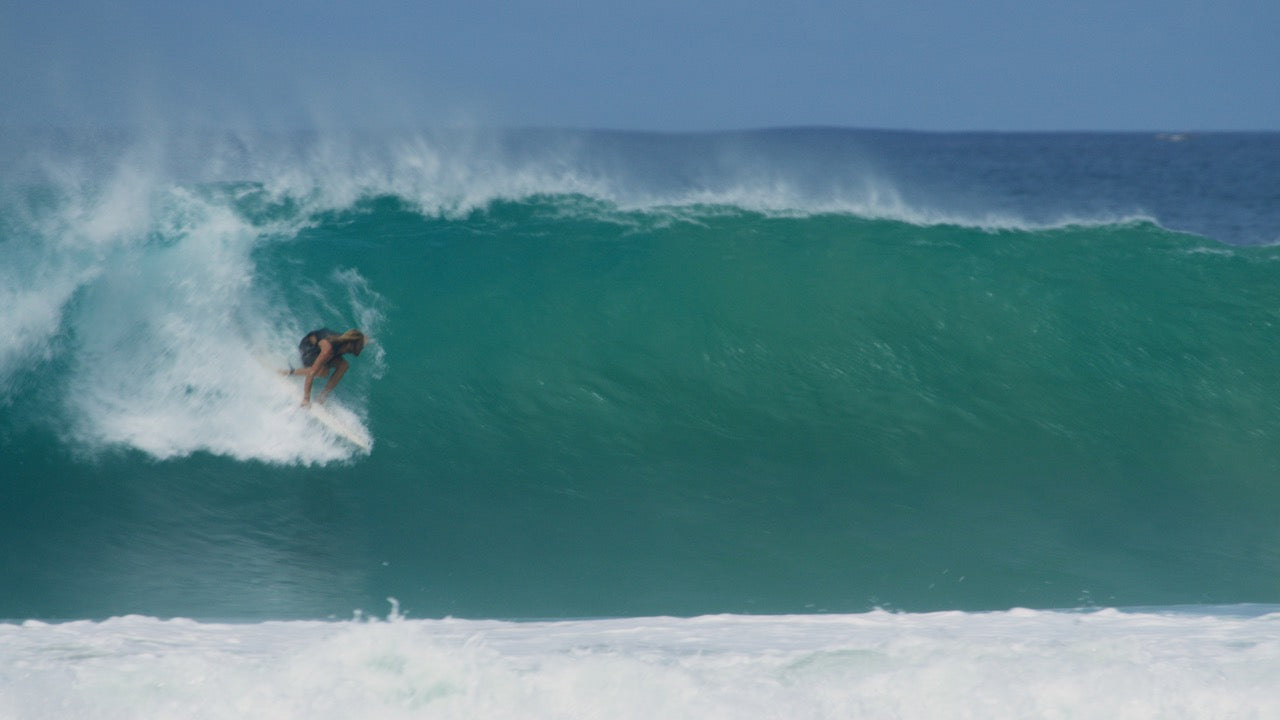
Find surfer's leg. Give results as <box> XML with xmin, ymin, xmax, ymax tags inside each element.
<box><xmin>318</xmin><ymin>358</ymin><xmax>349</xmax><ymax>401</ymax></box>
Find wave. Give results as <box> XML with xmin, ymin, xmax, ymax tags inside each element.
<box><xmin>6</xmin><ymin>129</ymin><xmax>1280</xmax><ymax>621</ymax></box>
<box><xmin>3</xmin><ymin>128</ymin><xmax>1278</xmax><ymax>468</ymax></box>
<box><xmin>5</xmin><ymin>152</ymin><xmax>1280</xmax><ymax>618</ymax></box>
<box><xmin>4</xmin><ymin>173</ymin><xmax>1277</xmax><ymax>468</ymax></box>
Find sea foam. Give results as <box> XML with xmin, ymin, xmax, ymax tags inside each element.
<box><xmin>2</xmin><ymin>607</ymin><xmax>1277</xmax><ymax>719</ymax></box>
<box><xmin>1</xmin><ymin>147</ymin><xmax>378</xmax><ymax>463</ymax></box>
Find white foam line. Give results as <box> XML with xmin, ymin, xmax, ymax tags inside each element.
<box><xmin>2</xmin><ymin>608</ymin><xmax>1277</xmax><ymax>719</ymax></box>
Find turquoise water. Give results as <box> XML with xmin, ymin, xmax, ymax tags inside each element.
<box><xmin>3</xmin><ymin>129</ymin><xmax>1280</xmax><ymax>621</ymax></box>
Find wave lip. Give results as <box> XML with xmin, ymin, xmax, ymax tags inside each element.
<box><xmin>12</xmin><ymin>127</ymin><xmax>1274</xmax><ymax>241</ymax></box>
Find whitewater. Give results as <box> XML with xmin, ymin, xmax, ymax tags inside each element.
<box><xmin>5</xmin><ymin>607</ymin><xmax>1280</xmax><ymax>719</ymax></box>
<box><xmin>3</xmin><ymin>127</ymin><xmax>1280</xmax><ymax>717</ymax></box>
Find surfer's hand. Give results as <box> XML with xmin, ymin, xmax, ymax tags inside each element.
<box><xmin>301</xmin><ymin>399</ymin><xmax>311</xmax><ymax>408</ymax></box>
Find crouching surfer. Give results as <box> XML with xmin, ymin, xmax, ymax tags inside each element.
<box><xmin>281</xmin><ymin>329</ymin><xmax>366</xmax><ymax>406</ymax></box>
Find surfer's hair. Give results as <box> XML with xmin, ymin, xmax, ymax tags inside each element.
<box><xmin>335</xmin><ymin>329</ymin><xmax>365</xmax><ymax>346</ymax></box>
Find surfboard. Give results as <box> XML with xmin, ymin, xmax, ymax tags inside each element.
<box><xmin>306</xmin><ymin>398</ymin><xmax>373</xmax><ymax>452</ymax></box>
<box><xmin>257</xmin><ymin>356</ymin><xmax>373</xmax><ymax>452</ymax></box>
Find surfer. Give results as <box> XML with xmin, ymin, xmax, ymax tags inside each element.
<box><xmin>282</xmin><ymin>329</ymin><xmax>366</xmax><ymax>406</ymax></box>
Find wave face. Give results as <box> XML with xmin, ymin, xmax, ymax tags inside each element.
<box><xmin>2</xmin><ymin>128</ymin><xmax>1280</xmax><ymax>621</ymax></box>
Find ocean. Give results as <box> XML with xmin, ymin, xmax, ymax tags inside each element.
<box><xmin>3</xmin><ymin>127</ymin><xmax>1280</xmax><ymax>717</ymax></box>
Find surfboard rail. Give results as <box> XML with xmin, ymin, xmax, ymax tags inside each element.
<box><xmin>307</xmin><ymin>398</ymin><xmax>373</xmax><ymax>452</ymax></box>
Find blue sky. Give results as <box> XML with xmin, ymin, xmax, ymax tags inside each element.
<box><xmin>3</xmin><ymin>0</ymin><xmax>1277</xmax><ymax>131</ymax></box>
